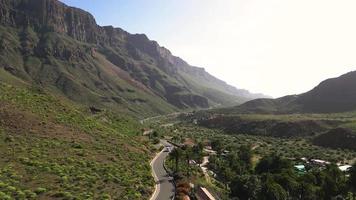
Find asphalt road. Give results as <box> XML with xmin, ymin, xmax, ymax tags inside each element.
<box><xmin>150</xmin><ymin>141</ymin><xmax>175</xmax><ymax>200</ymax></box>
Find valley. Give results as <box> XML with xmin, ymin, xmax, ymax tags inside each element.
<box><xmin>0</xmin><ymin>0</ymin><xmax>355</xmax><ymax>200</ymax></box>
<box><xmin>145</xmin><ymin>111</ymin><xmax>356</xmax><ymax>200</ymax></box>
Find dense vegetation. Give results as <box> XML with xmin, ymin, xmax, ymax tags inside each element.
<box><xmin>167</xmin><ymin>122</ymin><xmax>356</xmax><ymax>163</ymax></box>
<box><xmin>157</xmin><ymin>120</ymin><xmax>356</xmax><ymax>200</ymax></box>
<box><xmin>212</xmin><ymin>150</ymin><xmax>356</xmax><ymax>200</ymax></box>
<box><xmin>187</xmin><ymin>110</ymin><xmax>356</xmax><ymax>151</ymax></box>
<box><xmin>0</xmin><ymin>83</ymin><xmax>154</xmax><ymax>199</ymax></box>
<box><xmin>165</xmin><ymin>144</ymin><xmax>226</xmax><ymax>200</ymax></box>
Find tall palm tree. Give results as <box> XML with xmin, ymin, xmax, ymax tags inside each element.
<box><xmin>171</xmin><ymin>148</ymin><xmax>181</xmax><ymax>173</ymax></box>
<box><xmin>184</xmin><ymin>147</ymin><xmax>193</xmax><ymax>177</ymax></box>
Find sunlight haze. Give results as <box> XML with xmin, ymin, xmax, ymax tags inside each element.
<box><xmin>62</xmin><ymin>0</ymin><xmax>356</xmax><ymax>97</ymax></box>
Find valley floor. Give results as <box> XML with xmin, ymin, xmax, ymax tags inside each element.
<box><xmin>145</xmin><ymin>113</ymin><xmax>356</xmax><ymax>200</ymax></box>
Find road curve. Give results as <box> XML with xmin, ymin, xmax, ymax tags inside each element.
<box><xmin>150</xmin><ymin>141</ymin><xmax>175</xmax><ymax>200</ymax></box>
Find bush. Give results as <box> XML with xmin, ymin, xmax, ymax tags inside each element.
<box><xmin>34</xmin><ymin>187</ymin><xmax>47</xmax><ymax>194</ymax></box>
<box><xmin>0</xmin><ymin>192</ymin><xmax>11</xmax><ymax>200</ymax></box>
<box><xmin>101</xmin><ymin>193</ymin><xmax>112</xmax><ymax>200</ymax></box>
<box><xmin>24</xmin><ymin>190</ymin><xmax>37</xmax><ymax>199</ymax></box>
<box><xmin>153</xmin><ymin>138</ymin><xmax>160</xmax><ymax>144</ymax></box>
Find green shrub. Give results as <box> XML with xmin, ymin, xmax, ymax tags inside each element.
<box><xmin>34</xmin><ymin>187</ymin><xmax>46</xmax><ymax>194</ymax></box>
<box><xmin>153</xmin><ymin>138</ymin><xmax>160</xmax><ymax>144</ymax></box>
<box><xmin>24</xmin><ymin>190</ymin><xmax>37</xmax><ymax>199</ymax></box>
<box><xmin>0</xmin><ymin>191</ymin><xmax>11</xmax><ymax>200</ymax></box>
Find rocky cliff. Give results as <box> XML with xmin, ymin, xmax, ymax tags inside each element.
<box><xmin>0</xmin><ymin>0</ymin><xmax>265</xmax><ymax>116</ymax></box>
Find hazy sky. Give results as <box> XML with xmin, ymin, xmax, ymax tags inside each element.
<box><xmin>61</xmin><ymin>0</ymin><xmax>356</xmax><ymax>97</ymax></box>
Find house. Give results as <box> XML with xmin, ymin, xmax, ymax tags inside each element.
<box><xmin>195</xmin><ymin>187</ymin><xmax>216</xmax><ymax>200</ymax></box>
<box><xmin>339</xmin><ymin>165</ymin><xmax>352</xmax><ymax>172</ymax></box>
<box><xmin>311</xmin><ymin>159</ymin><xmax>330</xmax><ymax>166</ymax></box>
<box><xmin>294</xmin><ymin>165</ymin><xmax>306</xmax><ymax>173</ymax></box>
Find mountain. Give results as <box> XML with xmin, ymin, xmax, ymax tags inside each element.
<box><xmin>0</xmin><ymin>0</ymin><xmax>265</xmax><ymax>117</ymax></box>
<box><xmin>219</xmin><ymin>71</ymin><xmax>356</xmax><ymax>114</ymax></box>
<box><xmin>0</xmin><ymin>1</ymin><xmax>267</xmax><ymax>198</ymax></box>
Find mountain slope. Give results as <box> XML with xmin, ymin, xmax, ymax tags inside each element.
<box><xmin>0</xmin><ymin>83</ymin><xmax>153</xmax><ymax>199</ymax></box>
<box><xmin>0</xmin><ymin>0</ymin><xmax>264</xmax><ymax>117</ymax></box>
<box><xmin>220</xmin><ymin>71</ymin><xmax>356</xmax><ymax>114</ymax></box>
<box><xmin>297</xmin><ymin>71</ymin><xmax>356</xmax><ymax>113</ymax></box>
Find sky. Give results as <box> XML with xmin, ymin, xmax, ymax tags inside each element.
<box><xmin>61</xmin><ymin>0</ymin><xmax>356</xmax><ymax>97</ymax></box>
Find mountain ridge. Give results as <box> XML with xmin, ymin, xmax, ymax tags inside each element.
<box><xmin>218</xmin><ymin>70</ymin><xmax>356</xmax><ymax>114</ymax></box>
<box><xmin>0</xmin><ymin>0</ymin><xmax>266</xmax><ymax>117</ymax></box>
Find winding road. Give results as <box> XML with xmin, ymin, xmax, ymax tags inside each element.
<box><xmin>150</xmin><ymin>141</ymin><xmax>175</xmax><ymax>200</ymax></box>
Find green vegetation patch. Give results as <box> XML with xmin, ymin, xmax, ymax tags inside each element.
<box><xmin>0</xmin><ymin>83</ymin><xmax>154</xmax><ymax>199</ymax></box>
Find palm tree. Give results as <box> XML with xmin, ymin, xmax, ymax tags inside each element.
<box><xmin>184</xmin><ymin>148</ymin><xmax>193</xmax><ymax>177</ymax></box>
<box><xmin>171</xmin><ymin>148</ymin><xmax>181</xmax><ymax>173</ymax></box>
<box><xmin>348</xmin><ymin>163</ymin><xmax>356</xmax><ymax>191</ymax></box>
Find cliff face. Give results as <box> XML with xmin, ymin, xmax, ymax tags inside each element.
<box><xmin>0</xmin><ymin>0</ymin><xmax>263</xmax><ymax>115</ymax></box>
<box><xmin>1</xmin><ymin>0</ymin><xmax>103</xmax><ymax>42</ymax></box>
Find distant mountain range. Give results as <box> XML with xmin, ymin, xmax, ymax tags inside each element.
<box><xmin>218</xmin><ymin>71</ymin><xmax>356</xmax><ymax>114</ymax></box>
<box><xmin>193</xmin><ymin>71</ymin><xmax>356</xmax><ymax>151</ymax></box>
<box><xmin>0</xmin><ymin>0</ymin><xmax>266</xmax><ymax>117</ymax></box>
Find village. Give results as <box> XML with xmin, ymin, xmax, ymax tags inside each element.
<box><xmin>159</xmin><ymin>135</ymin><xmax>354</xmax><ymax>200</ymax></box>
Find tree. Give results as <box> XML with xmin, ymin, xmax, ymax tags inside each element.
<box><xmin>298</xmin><ymin>182</ymin><xmax>318</xmax><ymax>200</ymax></box>
<box><xmin>211</xmin><ymin>139</ymin><xmax>223</xmax><ymax>154</ymax></box>
<box><xmin>172</xmin><ymin>135</ymin><xmax>180</xmax><ymax>143</ymax></box>
<box><xmin>274</xmin><ymin>171</ymin><xmax>299</xmax><ymax>198</ymax></box>
<box><xmin>221</xmin><ymin>164</ymin><xmax>235</xmax><ymax>188</ymax></box>
<box><xmin>182</xmin><ymin>147</ymin><xmax>193</xmax><ymax>177</ymax></box>
<box><xmin>320</xmin><ymin>163</ymin><xmax>347</xmax><ymax>199</ymax></box>
<box><xmin>170</xmin><ymin>148</ymin><xmax>182</xmax><ymax>173</ymax></box>
<box><xmin>321</xmin><ymin>174</ymin><xmax>339</xmax><ymax>199</ymax></box>
<box><xmin>259</xmin><ymin>175</ymin><xmax>287</xmax><ymax>200</ymax></box>
<box><xmin>230</xmin><ymin>175</ymin><xmax>261</xmax><ymax>200</ymax></box>
<box><xmin>152</xmin><ymin>131</ymin><xmax>159</xmax><ymax>138</ymax></box>
<box><xmin>226</xmin><ymin>152</ymin><xmax>246</xmax><ymax>175</ymax></box>
<box><xmin>255</xmin><ymin>155</ymin><xmax>292</xmax><ymax>174</ymax></box>
<box><xmin>298</xmin><ymin>173</ymin><xmax>318</xmax><ymax>200</ymax></box>
<box><xmin>239</xmin><ymin>145</ymin><xmax>253</xmax><ymax>168</ymax></box>
<box><xmin>192</xmin><ymin>144</ymin><xmax>204</xmax><ymax>165</ymax></box>
<box><xmin>349</xmin><ymin>163</ymin><xmax>356</xmax><ymax>191</ymax></box>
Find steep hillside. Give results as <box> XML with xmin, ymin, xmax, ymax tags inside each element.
<box><xmin>219</xmin><ymin>71</ymin><xmax>356</xmax><ymax>114</ymax></box>
<box><xmin>0</xmin><ymin>83</ymin><xmax>153</xmax><ymax>199</ymax></box>
<box><xmin>0</xmin><ymin>0</ymin><xmax>263</xmax><ymax>117</ymax></box>
<box><xmin>297</xmin><ymin>71</ymin><xmax>356</xmax><ymax>113</ymax></box>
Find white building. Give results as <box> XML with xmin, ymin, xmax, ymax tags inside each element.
<box><xmin>339</xmin><ymin>165</ymin><xmax>352</xmax><ymax>172</ymax></box>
